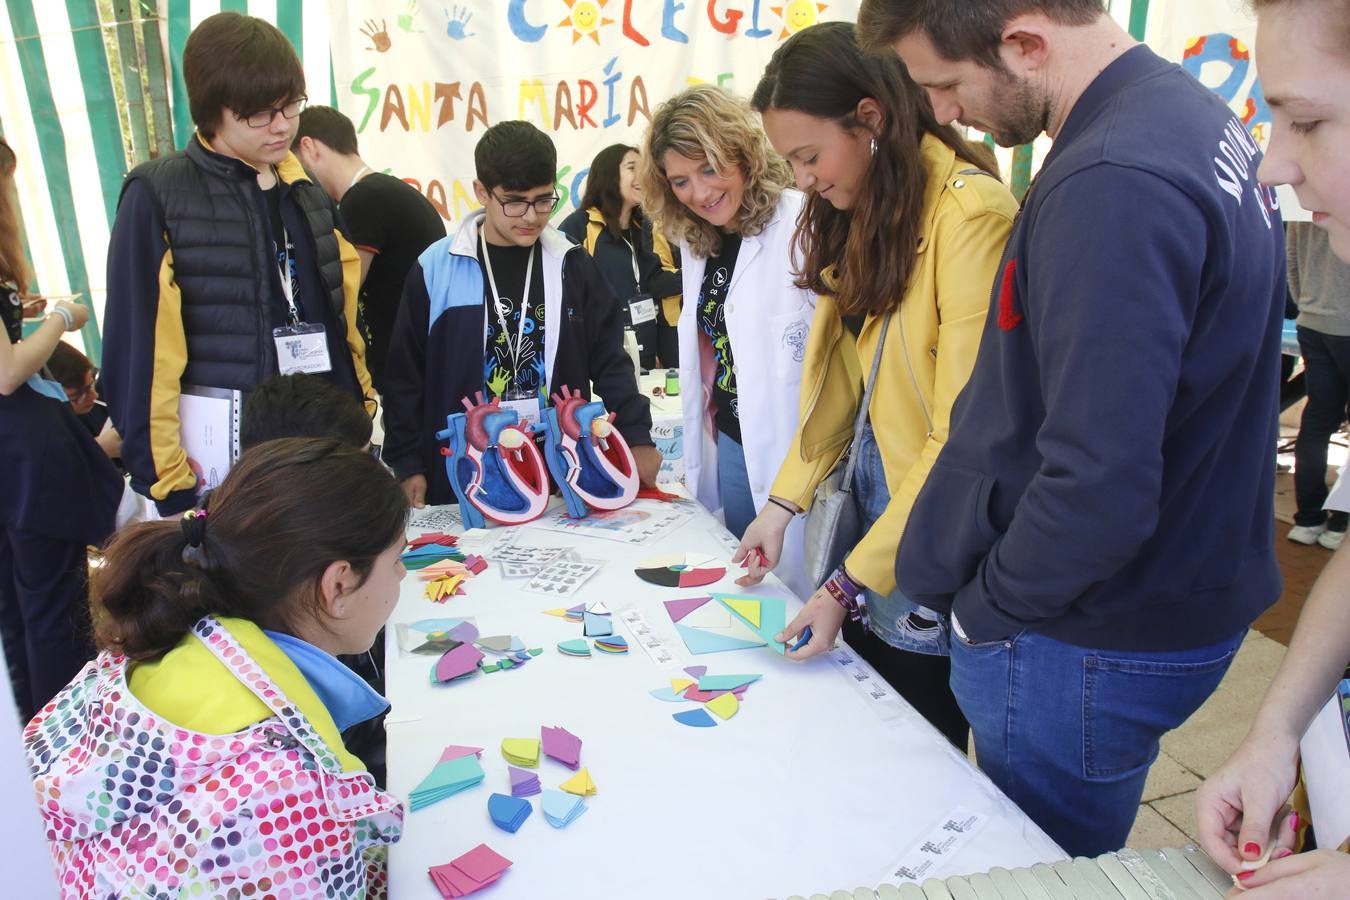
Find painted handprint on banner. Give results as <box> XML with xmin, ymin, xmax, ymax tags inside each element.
<box><xmin>398</xmin><ymin>1</ymin><xmax>423</xmax><ymax>33</ymax></box>
<box><xmin>360</xmin><ymin>19</ymin><xmax>391</xmax><ymax>52</ymax></box>
<box><xmin>445</xmin><ymin>5</ymin><xmax>474</xmax><ymax>40</ymax></box>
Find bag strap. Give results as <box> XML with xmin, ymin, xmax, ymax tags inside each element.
<box><xmin>838</xmin><ymin>313</ymin><xmax>892</xmax><ymax>493</ymax></box>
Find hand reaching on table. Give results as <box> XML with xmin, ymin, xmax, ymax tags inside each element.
<box><xmin>775</xmin><ymin>584</ymin><xmax>846</xmax><ymax>660</ymax></box>
<box><xmin>1226</xmin><ymin>849</ymin><xmax>1350</xmax><ymax>897</ymax></box>
<box><xmin>732</xmin><ymin>500</ymin><xmax>795</xmax><ymax>587</ymax></box>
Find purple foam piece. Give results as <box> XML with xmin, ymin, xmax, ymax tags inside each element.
<box><xmin>683</xmin><ymin>665</ymin><xmax>708</xmax><ymax>678</ymax></box>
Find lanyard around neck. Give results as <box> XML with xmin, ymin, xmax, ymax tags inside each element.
<box><xmin>271</xmin><ymin>167</ymin><xmax>299</xmax><ymax>324</ymax></box>
<box><xmin>480</xmin><ymin>227</ymin><xmax>536</xmax><ymax>380</ymax></box>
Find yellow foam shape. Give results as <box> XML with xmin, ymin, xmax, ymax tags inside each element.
<box><xmin>706</xmin><ymin>692</ymin><xmax>739</xmax><ymax>721</ymax></box>
<box><xmin>501</xmin><ymin>737</ymin><xmax>540</xmax><ymax>767</ymax></box>
<box><xmin>722</xmin><ymin>598</ymin><xmax>761</xmax><ymax>628</ymax></box>
<box><xmin>559</xmin><ymin>768</ymin><xmax>597</xmax><ymax>796</ymax></box>
<box><xmin>542</xmin><ymin>608</ymin><xmax>570</xmax><ymax>617</ymax></box>
<box><xmin>671</xmin><ymin>678</ymin><xmax>695</xmax><ymax>695</ymax></box>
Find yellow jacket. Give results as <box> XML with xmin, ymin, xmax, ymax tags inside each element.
<box><xmin>770</xmin><ymin>135</ymin><xmax>1017</xmax><ymax>594</ymax></box>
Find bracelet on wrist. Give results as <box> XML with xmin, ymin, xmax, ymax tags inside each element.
<box><xmin>48</xmin><ymin>306</ymin><xmax>74</xmax><ymax>331</ymax></box>
<box><xmin>823</xmin><ymin>566</ymin><xmax>867</xmax><ymax>624</ymax></box>
<box><xmin>767</xmin><ymin>496</ymin><xmax>797</xmax><ymax>516</ymax></box>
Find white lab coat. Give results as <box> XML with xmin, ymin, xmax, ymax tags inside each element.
<box><xmin>677</xmin><ymin>190</ymin><xmax>815</xmax><ymax>599</ymax></box>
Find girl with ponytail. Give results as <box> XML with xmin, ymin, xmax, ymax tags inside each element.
<box><xmin>25</xmin><ymin>438</ymin><xmax>410</xmax><ymax>898</ymax></box>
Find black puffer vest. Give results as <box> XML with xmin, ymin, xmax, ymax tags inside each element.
<box><xmin>122</xmin><ymin>138</ymin><xmax>347</xmax><ymax>391</ymax></box>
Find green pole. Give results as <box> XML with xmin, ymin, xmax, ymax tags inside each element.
<box><xmin>1129</xmin><ymin>0</ymin><xmax>1151</xmax><ymax>41</ymax></box>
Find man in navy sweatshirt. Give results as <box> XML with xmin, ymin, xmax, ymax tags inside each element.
<box><xmin>860</xmin><ymin>0</ymin><xmax>1285</xmax><ymax>857</ymax></box>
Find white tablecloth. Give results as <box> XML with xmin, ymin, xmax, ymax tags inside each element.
<box><xmin>385</xmin><ymin>497</ymin><xmax>1063</xmax><ymax>899</ymax></box>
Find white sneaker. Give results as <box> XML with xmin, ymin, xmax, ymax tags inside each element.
<box><xmin>1318</xmin><ymin>529</ymin><xmax>1346</xmax><ymax>550</ymax></box>
<box><xmin>1288</xmin><ymin>523</ymin><xmax>1328</xmax><ymax>544</ymax></box>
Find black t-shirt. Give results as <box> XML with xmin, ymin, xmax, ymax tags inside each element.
<box><xmin>478</xmin><ymin>240</ymin><xmax>546</xmax><ymax>400</ymax></box>
<box><xmin>2</xmin><ymin>283</ymin><xmax>22</xmax><ymax>345</ymax></box>
<box><xmin>696</xmin><ymin>233</ymin><xmax>743</xmax><ymax>443</ymax></box>
<box><xmin>263</xmin><ymin>184</ymin><xmax>302</xmax><ymax>325</ymax></box>
<box><xmin>338</xmin><ymin>173</ymin><xmax>446</xmax><ymax>392</ymax></box>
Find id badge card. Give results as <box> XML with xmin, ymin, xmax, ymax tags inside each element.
<box><xmin>628</xmin><ymin>293</ymin><xmax>657</xmax><ymax>326</ymax></box>
<box><xmin>272</xmin><ymin>322</ymin><xmax>333</xmax><ymax>375</ymax></box>
<box><xmin>501</xmin><ymin>391</ymin><xmax>542</xmax><ymax>429</ymax></box>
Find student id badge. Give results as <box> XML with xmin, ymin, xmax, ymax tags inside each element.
<box><xmin>628</xmin><ymin>293</ymin><xmax>657</xmax><ymax>326</ymax></box>
<box><xmin>272</xmin><ymin>322</ymin><xmax>332</xmax><ymax>375</ymax></box>
<box><xmin>501</xmin><ymin>389</ymin><xmax>542</xmax><ymax>428</ymax></box>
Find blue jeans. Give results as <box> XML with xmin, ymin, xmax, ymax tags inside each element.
<box><xmin>716</xmin><ymin>431</ymin><xmax>757</xmax><ymax>539</ymax></box>
<box><xmin>950</xmin><ymin>628</ymin><xmax>1244</xmax><ymax>857</ymax></box>
<box><xmin>853</xmin><ymin>425</ymin><xmax>949</xmax><ymax>656</ymax></box>
<box><xmin>1294</xmin><ymin>326</ymin><xmax>1350</xmax><ymax>529</ymax></box>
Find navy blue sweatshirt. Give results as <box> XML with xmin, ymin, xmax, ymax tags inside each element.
<box><xmin>896</xmin><ymin>46</ymin><xmax>1285</xmax><ymax>650</ymax></box>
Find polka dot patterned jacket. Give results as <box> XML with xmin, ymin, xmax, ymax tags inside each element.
<box><xmin>24</xmin><ymin>615</ymin><xmax>403</xmax><ymax>898</ymax></box>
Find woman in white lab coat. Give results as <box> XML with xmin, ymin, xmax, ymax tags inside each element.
<box><xmin>639</xmin><ymin>84</ymin><xmax>814</xmax><ymax>599</ymax></box>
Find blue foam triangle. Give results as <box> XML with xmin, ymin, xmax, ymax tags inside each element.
<box><xmin>675</xmin><ymin>623</ymin><xmax>767</xmax><ymax>655</ymax></box>
<box><xmin>672</xmin><ymin>707</ymin><xmax>717</xmax><ymax>728</ymax></box>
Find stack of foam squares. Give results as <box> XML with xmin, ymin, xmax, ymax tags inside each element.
<box><xmin>474</xmin><ymin>635</ymin><xmax>543</xmax><ymax>674</ymax></box>
<box><xmin>545</xmin><ymin>600</ymin><xmax>629</xmax><ymax>656</ymax></box>
<box><xmin>427</xmin><ymin>843</ymin><xmax>512</xmax><ymax>898</ymax></box>
<box><xmin>649</xmin><ymin>666</ymin><xmax>762</xmax><ymax>728</ymax></box>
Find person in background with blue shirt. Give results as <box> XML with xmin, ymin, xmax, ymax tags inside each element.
<box><xmin>860</xmin><ymin>0</ymin><xmax>1286</xmax><ymax>857</ymax></box>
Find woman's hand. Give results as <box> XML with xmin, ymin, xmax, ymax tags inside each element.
<box><xmin>1195</xmin><ymin>728</ymin><xmax>1301</xmax><ymax>874</ymax></box>
<box><xmin>732</xmin><ymin>500</ymin><xmax>794</xmax><ymax>586</ymax></box>
<box><xmin>776</xmin><ymin>585</ymin><xmax>846</xmax><ymax>660</ymax></box>
<box><xmin>1228</xmin><ymin>849</ymin><xmax>1350</xmax><ymax>897</ymax></box>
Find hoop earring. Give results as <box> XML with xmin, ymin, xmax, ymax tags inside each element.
<box><xmin>869</xmin><ymin>137</ymin><xmax>877</xmax><ymax>156</ymax></box>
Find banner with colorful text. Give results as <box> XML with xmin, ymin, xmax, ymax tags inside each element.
<box><xmin>328</xmin><ymin>0</ymin><xmax>859</xmax><ymax>229</ymax></box>
<box><xmin>1147</xmin><ymin>0</ymin><xmax>1309</xmax><ymax>220</ymax></box>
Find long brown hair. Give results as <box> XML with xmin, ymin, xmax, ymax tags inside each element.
<box><xmin>752</xmin><ymin>21</ymin><xmax>999</xmax><ymax>316</ymax></box>
<box><xmin>91</xmin><ymin>439</ymin><xmax>408</xmax><ymax>659</ymax></box>
<box><xmin>0</xmin><ymin>136</ymin><xmax>31</xmax><ymax>290</ymax></box>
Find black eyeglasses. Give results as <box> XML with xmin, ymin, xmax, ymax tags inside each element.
<box><xmin>236</xmin><ymin>96</ymin><xmax>307</xmax><ymax>129</ymax></box>
<box><xmin>492</xmin><ymin>191</ymin><xmax>559</xmax><ymax>218</ymax></box>
<box><xmin>67</xmin><ymin>367</ymin><xmax>99</xmax><ymax>403</ymax></box>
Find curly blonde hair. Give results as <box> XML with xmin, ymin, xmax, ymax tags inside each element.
<box><xmin>639</xmin><ymin>85</ymin><xmax>792</xmax><ymax>259</ymax></box>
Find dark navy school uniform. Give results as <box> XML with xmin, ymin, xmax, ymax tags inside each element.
<box><xmin>0</xmin><ymin>287</ymin><xmax>122</xmax><ymax>722</ymax></box>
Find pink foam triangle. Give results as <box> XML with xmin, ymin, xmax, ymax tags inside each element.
<box><xmin>663</xmin><ymin>596</ymin><xmax>712</xmax><ymax>623</ymax></box>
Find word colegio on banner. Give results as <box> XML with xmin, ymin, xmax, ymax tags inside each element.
<box><xmin>506</xmin><ymin>0</ymin><xmax>828</xmax><ymax>45</ymax></box>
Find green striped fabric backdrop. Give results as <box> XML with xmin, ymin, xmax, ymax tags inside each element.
<box><xmin>0</xmin><ymin>0</ymin><xmax>334</xmax><ymax>365</ymax></box>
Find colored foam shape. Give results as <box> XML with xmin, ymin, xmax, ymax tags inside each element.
<box><xmin>476</xmin><ymin>635</ymin><xmax>517</xmax><ymax>653</ymax></box>
<box><xmin>448</xmin><ymin>621</ymin><xmax>480</xmax><ymax>643</ymax></box>
<box><xmin>671</xmin><ymin>678</ymin><xmax>695</xmax><ymax>694</ymax></box>
<box><xmin>675</xmin><ymin>623</ymin><xmax>767</xmax><ymax>655</ymax></box>
<box><xmin>672</xmin><ymin>708</ymin><xmax>718</xmax><ymax>728</ymax></box>
<box><xmin>542</xmin><ymin>608</ymin><xmax>569</xmax><ymax>617</ymax></box>
<box><xmin>663</xmin><ymin>596</ymin><xmax>712</xmax><ymax>623</ymax></box>
<box><xmin>557</xmin><ymin>638</ymin><xmax>591</xmax><ymax>657</ymax></box>
<box><xmin>541</xmin><ymin>789</ymin><xmax>587</xmax><ymax>828</ymax></box>
<box><xmin>558</xmin><ymin>768</ymin><xmax>596</xmax><ymax>796</ymax></box>
<box><xmin>410</xmin><ymin>754</ymin><xmax>486</xmax><ymax>811</ymax></box>
<box><xmin>434</xmin><ymin>643</ymin><xmax>485</xmax><ymax>683</ymax></box>
<box><xmin>721</xmin><ymin>597</ymin><xmax>761</xmax><ymax>628</ymax></box>
<box><xmin>696</xmin><ymin>673</ymin><xmax>762</xmax><ymax>691</ymax></box>
<box><xmin>501</xmin><ymin>737</ymin><xmax>540</xmax><ymax>768</ymax></box>
<box><xmin>713</xmin><ymin>593</ymin><xmax>789</xmax><ymax>654</ymax></box>
<box><xmin>540</xmin><ymin>726</ymin><xmax>582</xmax><ymax>769</ymax></box>
<box><xmin>679</xmin><ymin>601</ymin><xmax>734</xmax><ymax>629</ymax></box>
<box><xmin>412</xmin><ymin>618</ymin><xmax>470</xmax><ymax>633</ymax></box>
<box><xmin>683</xmin><ymin>665</ymin><xmax>708</xmax><ymax>678</ymax></box>
<box><xmin>586</xmin><ymin>600</ymin><xmax>610</xmax><ymax>615</ymax></box>
<box><xmin>439</xmin><ymin>745</ymin><xmax>484</xmax><ymax>763</ymax></box>
<box><xmin>508</xmin><ymin>765</ymin><xmax>541</xmax><ymax>797</ymax></box>
<box><xmin>429</xmin><ymin>843</ymin><xmax>512</xmax><ymax>898</ymax></box>
<box><xmin>649</xmin><ymin>687</ymin><xmax>693</xmax><ymax>703</ymax></box>
<box><xmin>705</xmin><ymin>691</ymin><xmax>740</xmax><ymax>721</ymax></box>
<box><xmin>582</xmin><ymin>611</ymin><xmax>613</xmax><ymax>637</ymax></box>
<box><xmin>488</xmin><ymin>793</ymin><xmax>532</xmax><ymax>833</ymax></box>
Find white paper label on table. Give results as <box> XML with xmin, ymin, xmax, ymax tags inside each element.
<box><xmin>885</xmin><ymin>807</ymin><xmax>988</xmax><ymax>883</ymax></box>
<box><xmin>409</xmin><ymin>505</ymin><xmax>461</xmax><ymax>531</ymax></box>
<box><xmin>618</xmin><ymin>606</ymin><xmax>679</xmax><ymax>666</ymax></box>
<box><xmin>829</xmin><ymin>646</ymin><xmax>911</xmax><ymax>722</ymax></box>
<box><xmin>707</xmin><ymin>525</ymin><xmax>741</xmax><ymax>555</ymax></box>
<box><xmin>527</xmin><ymin>499</ymin><xmax>695</xmax><ymax>545</ymax></box>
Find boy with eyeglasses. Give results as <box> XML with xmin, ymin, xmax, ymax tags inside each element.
<box><xmin>384</xmin><ymin>120</ymin><xmax>660</xmax><ymax>507</ymax></box>
<box><xmin>102</xmin><ymin>11</ymin><xmax>371</xmax><ymax>517</ymax></box>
